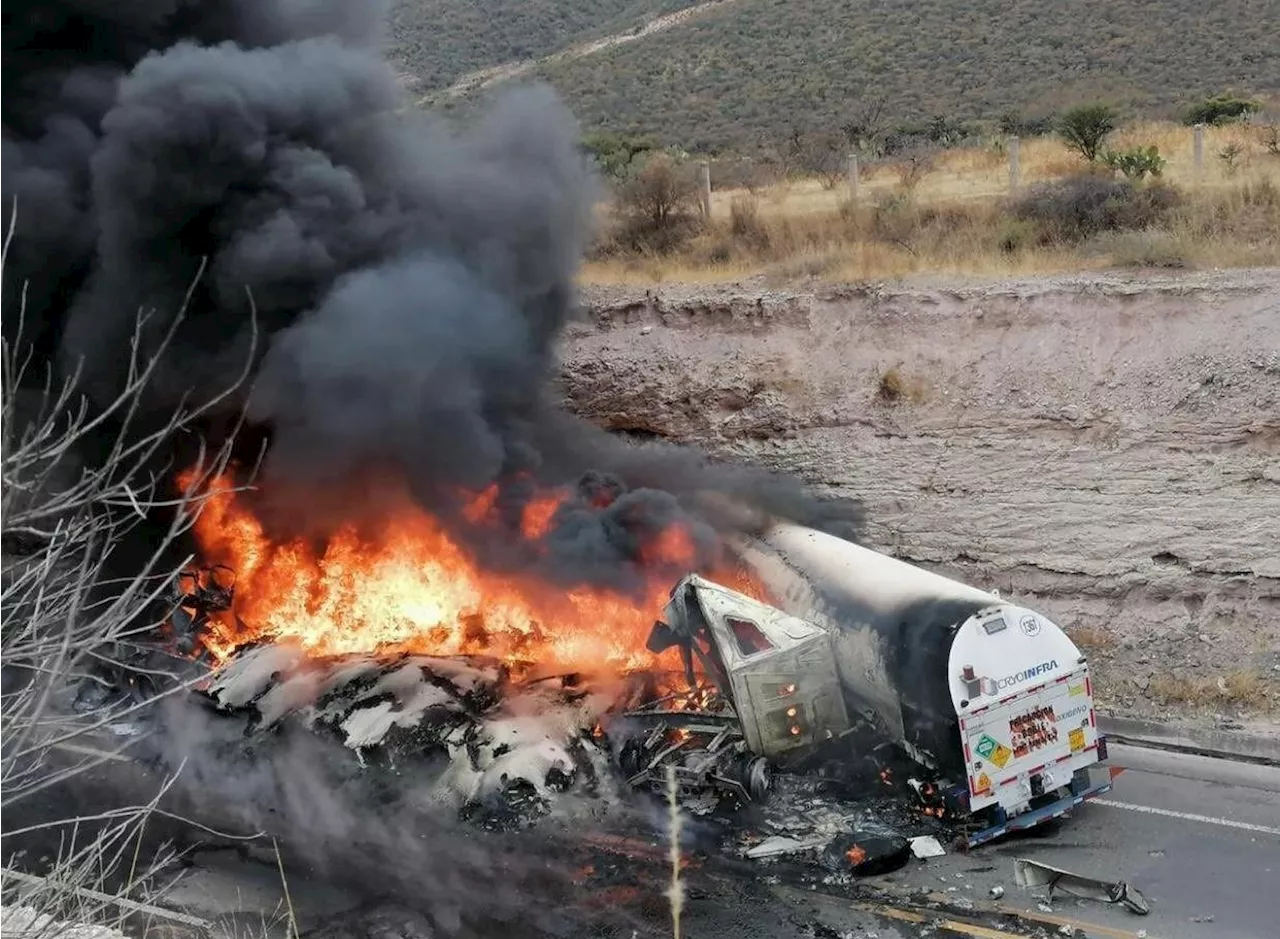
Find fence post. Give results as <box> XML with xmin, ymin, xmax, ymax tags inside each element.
<box><xmin>1008</xmin><ymin>136</ymin><xmax>1021</xmax><ymax>193</ymax></box>
<box><xmin>698</xmin><ymin>160</ymin><xmax>712</xmax><ymax>219</ymax></box>
<box><xmin>847</xmin><ymin>151</ymin><xmax>860</xmax><ymax>204</ymax></box>
<box><xmin>1193</xmin><ymin>123</ymin><xmax>1205</xmax><ymax>179</ymax></box>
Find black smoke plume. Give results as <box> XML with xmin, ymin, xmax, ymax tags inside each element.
<box><xmin>4</xmin><ymin>4</ymin><xmax>864</xmax><ymax>933</ymax></box>
<box><xmin>3</xmin><ymin>1</ymin><xmax>860</xmax><ymax>589</ymax></box>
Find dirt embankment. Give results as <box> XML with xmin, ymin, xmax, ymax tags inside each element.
<box><xmin>559</xmin><ymin>270</ymin><xmax>1280</xmax><ymax>731</ymax></box>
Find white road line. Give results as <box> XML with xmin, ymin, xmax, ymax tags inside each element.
<box><xmin>1093</xmin><ymin>798</ymin><xmax>1280</xmax><ymax>836</ymax></box>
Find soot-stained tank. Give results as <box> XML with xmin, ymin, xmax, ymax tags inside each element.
<box><xmin>732</xmin><ymin>522</ymin><xmax>1082</xmax><ymax>776</ymax></box>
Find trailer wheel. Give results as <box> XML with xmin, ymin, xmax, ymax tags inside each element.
<box><xmin>618</xmin><ymin>739</ymin><xmax>645</xmax><ymax>779</ymax></box>
<box><xmin>735</xmin><ymin>756</ymin><xmax>771</xmax><ymax>803</ymax></box>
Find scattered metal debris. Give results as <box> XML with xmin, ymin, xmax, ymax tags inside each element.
<box><xmin>742</xmin><ymin>835</ymin><xmax>830</xmax><ymax>859</ymax></box>
<box><xmin>988</xmin><ymin>885</ymin><xmax>1004</xmax><ymax>899</ymax></box>
<box><xmin>909</xmin><ymin>835</ymin><xmax>946</xmax><ymax>859</ymax></box>
<box><xmin>1014</xmin><ymin>857</ymin><xmax>1150</xmax><ymax>915</ymax></box>
<box><xmin>616</xmin><ymin>683</ymin><xmax>771</xmax><ymax>813</ymax></box>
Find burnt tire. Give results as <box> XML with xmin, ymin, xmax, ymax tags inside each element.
<box><xmin>618</xmin><ymin>739</ymin><xmax>646</xmax><ymax>779</ymax></box>
<box><xmin>735</xmin><ymin>755</ymin><xmax>771</xmax><ymax>803</ymax></box>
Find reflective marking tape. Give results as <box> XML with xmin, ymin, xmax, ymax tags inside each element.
<box><xmin>1092</xmin><ymin>799</ymin><xmax>1280</xmax><ymax>836</ymax></box>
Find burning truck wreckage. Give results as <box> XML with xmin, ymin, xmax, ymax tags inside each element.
<box><xmin>2</xmin><ymin>2</ymin><xmax>1143</xmax><ymax>931</ymax></box>
<box><xmin>124</xmin><ymin>470</ymin><xmax>1119</xmax><ymax>887</ymax></box>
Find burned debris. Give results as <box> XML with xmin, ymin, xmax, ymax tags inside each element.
<box><xmin>200</xmin><ymin>642</ymin><xmax>622</xmax><ymax>830</ymax></box>
<box><xmin>148</xmin><ymin>511</ymin><xmax>1120</xmax><ymax>885</ymax></box>
<box><xmin>162</xmin><ymin>566</ymin><xmax>940</xmax><ymax>877</ymax></box>
<box><xmin>1014</xmin><ymin>858</ymin><xmax>1150</xmax><ymax>916</ymax></box>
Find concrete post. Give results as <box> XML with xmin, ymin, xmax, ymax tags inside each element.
<box><xmin>1008</xmin><ymin>136</ymin><xmax>1021</xmax><ymax>193</ymax></box>
<box><xmin>1193</xmin><ymin>124</ymin><xmax>1205</xmax><ymax>179</ymax></box>
<box><xmin>847</xmin><ymin>151</ymin><xmax>860</xmax><ymax>204</ymax></box>
<box><xmin>698</xmin><ymin>160</ymin><xmax>712</xmax><ymax>219</ymax></box>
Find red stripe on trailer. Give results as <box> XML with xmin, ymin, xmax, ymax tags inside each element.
<box><xmin>1089</xmin><ymin>709</ymin><xmax>1096</xmax><ymax>727</ymax></box>
<box><xmin>964</xmin><ymin>740</ymin><xmax>972</xmax><ymax>762</ymax></box>
<box><xmin>1085</xmin><ymin>676</ymin><xmax>1093</xmax><ymax>697</ymax></box>
<box><xmin>959</xmin><ymin>718</ymin><xmax>967</xmax><ymax>731</ymax></box>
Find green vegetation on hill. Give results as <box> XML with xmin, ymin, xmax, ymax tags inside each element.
<box><xmin>388</xmin><ymin>0</ymin><xmax>1278</xmax><ymax>153</ymax></box>
<box><xmin>388</xmin><ymin>0</ymin><xmax>699</xmax><ymax>89</ymax></box>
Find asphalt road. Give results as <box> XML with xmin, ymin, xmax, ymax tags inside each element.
<box><xmin>13</xmin><ymin>739</ymin><xmax>1278</xmax><ymax>939</ymax></box>
<box><xmin>790</xmin><ymin>742</ymin><xmax>1280</xmax><ymax>939</ymax></box>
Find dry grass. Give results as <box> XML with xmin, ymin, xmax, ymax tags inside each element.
<box><xmin>1069</xmin><ymin>625</ymin><xmax>1116</xmax><ymax>652</ymax></box>
<box><xmin>582</xmin><ymin>120</ymin><xmax>1280</xmax><ymax>285</ymax></box>
<box><xmin>876</xmin><ymin>366</ymin><xmax>929</xmax><ymax>405</ymax></box>
<box><xmin>1148</xmin><ymin>670</ymin><xmax>1277</xmax><ymax>712</ymax></box>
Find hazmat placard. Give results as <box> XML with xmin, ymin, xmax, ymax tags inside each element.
<box><xmin>975</xmin><ymin>733</ymin><xmax>1013</xmax><ymax>768</ymax></box>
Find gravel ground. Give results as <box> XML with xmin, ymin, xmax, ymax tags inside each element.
<box><xmin>560</xmin><ymin>268</ymin><xmax>1280</xmax><ymax>734</ymax></box>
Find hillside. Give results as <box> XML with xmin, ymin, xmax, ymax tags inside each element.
<box><xmin>388</xmin><ymin>0</ymin><xmax>699</xmax><ymax>90</ymax></box>
<box><xmin>389</xmin><ymin>0</ymin><xmax>1280</xmax><ymax>152</ymax></box>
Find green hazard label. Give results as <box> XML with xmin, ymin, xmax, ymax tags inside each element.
<box><xmin>974</xmin><ymin>734</ymin><xmax>998</xmax><ymax>759</ymax></box>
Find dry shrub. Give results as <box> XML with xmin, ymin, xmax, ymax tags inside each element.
<box><xmin>1011</xmin><ymin>175</ymin><xmax>1180</xmax><ymax>245</ymax></box>
<box><xmin>893</xmin><ymin>149</ymin><xmax>938</xmax><ymax>195</ymax></box>
<box><xmin>763</xmin><ymin>248</ymin><xmax>843</xmax><ymax>282</ymax></box>
<box><xmin>1090</xmin><ymin>229</ymin><xmax>1189</xmax><ymax>268</ymax></box>
<box><xmin>1174</xmin><ymin>177</ymin><xmax>1280</xmax><ymax>242</ymax></box>
<box><xmin>876</xmin><ymin>365</ymin><xmax>928</xmax><ymax>404</ymax></box>
<box><xmin>871</xmin><ymin>196</ymin><xmax>997</xmax><ymax>259</ymax></box>
<box><xmin>1069</xmin><ymin>626</ymin><xmax>1116</xmax><ymax>651</ymax></box>
<box><xmin>1148</xmin><ymin>670</ymin><xmax>1274</xmax><ymax>711</ymax></box>
<box><xmin>728</xmin><ymin>194</ymin><xmax>771</xmax><ymax>251</ymax></box>
<box><xmin>606</xmin><ymin>153</ymin><xmax>702</xmax><ymax>255</ymax></box>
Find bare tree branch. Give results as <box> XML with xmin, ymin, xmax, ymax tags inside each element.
<box><xmin>1</xmin><ymin>209</ymin><xmax>262</xmax><ymax>929</ymax></box>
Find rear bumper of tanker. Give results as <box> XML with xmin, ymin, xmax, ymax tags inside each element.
<box><xmin>953</xmin><ymin>736</ymin><xmax>1114</xmax><ymax>848</ymax></box>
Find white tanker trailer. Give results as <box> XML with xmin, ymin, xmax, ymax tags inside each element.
<box><xmin>635</xmin><ymin>521</ymin><xmax>1114</xmax><ymax>847</ymax></box>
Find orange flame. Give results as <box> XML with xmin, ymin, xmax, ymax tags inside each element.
<box><xmin>178</xmin><ymin>469</ymin><xmax>761</xmax><ymax>675</ymax></box>
<box><xmin>845</xmin><ymin>844</ymin><xmax>867</xmax><ymax>866</ymax></box>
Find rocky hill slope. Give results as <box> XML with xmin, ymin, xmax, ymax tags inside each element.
<box><xmin>391</xmin><ymin>0</ymin><xmax>1280</xmax><ymax>151</ymax></box>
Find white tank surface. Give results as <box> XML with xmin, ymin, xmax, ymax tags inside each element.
<box><xmin>733</xmin><ymin>522</ymin><xmax>1083</xmax><ymax>773</ymax></box>
<box><xmin>750</xmin><ymin>522</ymin><xmax>998</xmax><ymax>613</ymax></box>
<box><xmin>691</xmin><ymin>520</ymin><xmax>1111</xmax><ymax>834</ymax></box>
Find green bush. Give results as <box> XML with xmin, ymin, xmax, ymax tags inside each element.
<box><xmin>1057</xmin><ymin>104</ymin><xmax>1119</xmax><ymax>162</ymax></box>
<box><xmin>1010</xmin><ymin>175</ymin><xmax>1180</xmax><ymax>244</ymax></box>
<box><xmin>582</xmin><ymin>133</ymin><xmax>653</xmax><ymax>181</ymax></box>
<box><xmin>1181</xmin><ymin>93</ymin><xmax>1262</xmax><ymax>127</ymax></box>
<box><xmin>1102</xmin><ymin>145</ymin><xmax>1167</xmax><ymax>180</ymax></box>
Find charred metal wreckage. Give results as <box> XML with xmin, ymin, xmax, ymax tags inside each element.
<box><xmin>161</xmin><ymin>522</ymin><xmax>1116</xmax><ymax>872</ymax></box>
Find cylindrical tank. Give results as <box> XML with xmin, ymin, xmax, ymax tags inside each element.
<box><xmin>734</xmin><ymin>522</ymin><xmax>1001</xmax><ymax>770</ymax></box>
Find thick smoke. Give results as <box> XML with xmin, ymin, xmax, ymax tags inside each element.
<box><xmin>3</xmin><ymin>1</ymin><xmax>860</xmax><ymax>594</ymax></box>
<box><xmin>4</xmin><ymin>4</ymin><xmax>863</xmax><ymax>932</ymax></box>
